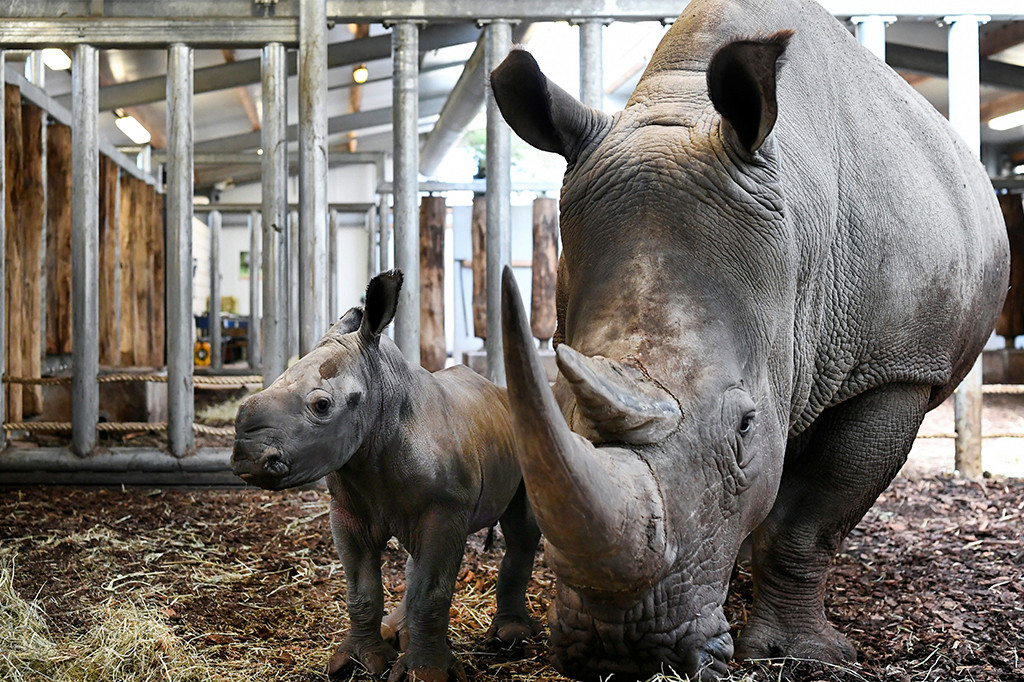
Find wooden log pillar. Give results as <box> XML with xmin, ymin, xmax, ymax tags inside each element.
<box><xmin>118</xmin><ymin>175</ymin><xmax>138</xmax><ymax>366</ymax></box>
<box><xmin>19</xmin><ymin>102</ymin><xmax>45</xmax><ymax>415</ymax></box>
<box><xmin>420</xmin><ymin>195</ymin><xmax>446</xmax><ymax>372</ymax></box>
<box><xmin>132</xmin><ymin>179</ymin><xmax>154</xmax><ymax>367</ymax></box>
<box><xmin>531</xmin><ymin>197</ymin><xmax>558</xmax><ymax>346</ymax></box>
<box><xmin>45</xmin><ymin>122</ymin><xmax>72</xmax><ymax>359</ymax></box>
<box><xmin>5</xmin><ymin>84</ymin><xmax>23</xmax><ymax>422</ymax></box>
<box><xmin>996</xmin><ymin>193</ymin><xmax>1024</xmax><ymax>344</ymax></box>
<box><xmin>471</xmin><ymin>194</ymin><xmax>486</xmax><ymax>339</ymax></box>
<box><xmin>98</xmin><ymin>156</ymin><xmax>120</xmax><ymax>367</ymax></box>
<box><xmin>150</xmin><ymin>188</ymin><xmax>165</xmax><ymax>367</ymax></box>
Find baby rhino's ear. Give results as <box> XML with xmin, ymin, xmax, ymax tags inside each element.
<box><xmin>359</xmin><ymin>270</ymin><xmax>403</xmax><ymax>342</ymax></box>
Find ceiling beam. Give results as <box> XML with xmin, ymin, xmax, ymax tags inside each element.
<box><xmin>981</xmin><ymin>92</ymin><xmax>1024</xmax><ymax>123</ymax></box>
<box><xmin>887</xmin><ymin>43</ymin><xmax>1024</xmax><ymax>90</ymax></box>
<box><xmin>80</xmin><ymin>23</ymin><xmax>480</xmax><ymax>112</ymax></box>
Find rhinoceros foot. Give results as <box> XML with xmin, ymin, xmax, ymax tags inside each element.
<box><xmin>386</xmin><ymin>654</ymin><xmax>468</xmax><ymax>682</ymax></box>
<box><xmin>485</xmin><ymin>612</ymin><xmax>541</xmax><ymax>647</ymax></box>
<box><xmin>327</xmin><ymin>636</ymin><xmax>398</xmax><ymax>678</ymax></box>
<box><xmin>734</xmin><ymin>614</ymin><xmax>856</xmax><ymax>666</ymax></box>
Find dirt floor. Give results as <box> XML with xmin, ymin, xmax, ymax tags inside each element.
<box><xmin>1</xmin><ymin>398</ymin><xmax>1023</xmax><ymax>682</ymax></box>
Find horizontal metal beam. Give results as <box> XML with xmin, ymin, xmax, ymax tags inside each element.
<box><xmin>378</xmin><ymin>180</ymin><xmax>561</xmax><ymax>194</ymax></box>
<box><xmin>0</xmin><ymin>18</ymin><xmax>299</xmax><ymax>48</ymax></box>
<box><xmin>155</xmin><ymin>150</ymin><xmax>385</xmax><ymax>166</ymax></box>
<box><xmin>194</xmin><ymin>96</ymin><xmax>446</xmax><ymax>153</ymax></box>
<box><xmin>3</xmin><ymin>64</ymin><xmax>156</xmax><ymax>185</ymax></box>
<box><xmin>1</xmin><ymin>0</ymin><xmax>299</xmax><ymax>18</ymax></box>
<box><xmin>0</xmin><ymin>447</ymin><xmax>241</xmax><ymax>486</ymax></box>
<box><xmin>888</xmin><ymin>42</ymin><xmax>1024</xmax><ymax>90</ymax></box>
<box><xmin>91</xmin><ymin>23</ymin><xmax>478</xmax><ymax>112</ymax></box>
<box><xmin>196</xmin><ymin>202</ymin><xmax>376</xmax><ymax>213</ymax></box>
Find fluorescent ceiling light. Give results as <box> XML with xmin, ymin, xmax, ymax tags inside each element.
<box><xmin>989</xmin><ymin>109</ymin><xmax>1024</xmax><ymax>132</ymax></box>
<box><xmin>115</xmin><ymin>114</ymin><xmax>152</xmax><ymax>145</ymax></box>
<box><xmin>41</xmin><ymin>48</ymin><xmax>71</xmax><ymax>71</ymax></box>
<box><xmin>352</xmin><ymin>64</ymin><xmax>369</xmax><ymax>84</ymax></box>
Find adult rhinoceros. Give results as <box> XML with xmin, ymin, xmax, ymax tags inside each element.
<box><xmin>490</xmin><ymin>0</ymin><xmax>1008</xmax><ymax>679</ymax></box>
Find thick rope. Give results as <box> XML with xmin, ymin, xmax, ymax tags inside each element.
<box><xmin>2</xmin><ymin>374</ymin><xmax>262</xmax><ymax>388</ymax></box>
<box><xmin>2</xmin><ymin>421</ymin><xmax>234</xmax><ymax>437</ymax></box>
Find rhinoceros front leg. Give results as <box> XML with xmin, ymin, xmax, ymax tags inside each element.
<box><xmin>387</xmin><ymin>513</ymin><xmax>469</xmax><ymax>682</ymax></box>
<box><xmin>327</xmin><ymin>503</ymin><xmax>397</xmax><ymax>678</ymax></box>
<box><xmin>736</xmin><ymin>382</ymin><xmax>930</xmax><ymax>664</ymax></box>
<box><xmin>487</xmin><ymin>482</ymin><xmax>542</xmax><ymax>646</ymax></box>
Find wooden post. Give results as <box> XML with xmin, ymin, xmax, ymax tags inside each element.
<box><xmin>420</xmin><ymin>195</ymin><xmax>446</xmax><ymax>372</ymax></box>
<box><xmin>118</xmin><ymin>175</ymin><xmax>138</xmax><ymax>366</ymax></box>
<box><xmin>132</xmin><ymin>179</ymin><xmax>153</xmax><ymax>367</ymax></box>
<box><xmin>98</xmin><ymin>156</ymin><xmax>120</xmax><ymax>367</ymax></box>
<box><xmin>996</xmin><ymin>193</ymin><xmax>1024</xmax><ymax>343</ymax></box>
<box><xmin>45</xmin><ymin>122</ymin><xmax>72</xmax><ymax>358</ymax></box>
<box><xmin>150</xmin><ymin>188</ymin><xmax>165</xmax><ymax>367</ymax></box>
<box><xmin>5</xmin><ymin>84</ymin><xmax>23</xmax><ymax>422</ymax></box>
<box><xmin>19</xmin><ymin>103</ymin><xmax>45</xmax><ymax>415</ymax></box>
<box><xmin>531</xmin><ymin>197</ymin><xmax>558</xmax><ymax>345</ymax></box>
<box><xmin>471</xmin><ymin>194</ymin><xmax>486</xmax><ymax>339</ymax></box>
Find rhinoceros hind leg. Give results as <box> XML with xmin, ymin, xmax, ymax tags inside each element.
<box><xmin>737</xmin><ymin>383</ymin><xmax>930</xmax><ymax>665</ymax></box>
<box><xmin>487</xmin><ymin>483</ymin><xmax>542</xmax><ymax>647</ymax></box>
<box><xmin>381</xmin><ymin>597</ymin><xmax>409</xmax><ymax>651</ymax></box>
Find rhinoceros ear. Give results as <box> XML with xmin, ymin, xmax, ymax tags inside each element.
<box><xmin>359</xmin><ymin>270</ymin><xmax>403</xmax><ymax>341</ymax></box>
<box><xmin>707</xmin><ymin>30</ymin><xmax>793</xmax><ymax>154</ymax></box>
<box><xmin>490</xmin><ymin>48</ymin><xmax>610</xmax><ymax>165</ymax></box>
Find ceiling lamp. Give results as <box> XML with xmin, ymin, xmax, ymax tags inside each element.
<box><xmin>989</xmin><ymin>109</ymin><xmax>1024</xmax><ymax>132</ymax></box>
<box><xmin>352</xmin><ymin>64</ymin><xmax>369</xmax><ymax>84</ymax></box>
<box><xmin>114</xmin><ymin>113</ymin><xmax>152</xmax><ymax>145</ymax></box>
<box><xmin>41</xmin><ymin>48</ymin><xmax>71</xmax><ymax>71</ymax></box>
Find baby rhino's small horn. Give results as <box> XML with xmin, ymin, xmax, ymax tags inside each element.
<box><xmin>557</xmin><ymin>345</ymin><xmax>681</xmax><ymax>444</ymax></box>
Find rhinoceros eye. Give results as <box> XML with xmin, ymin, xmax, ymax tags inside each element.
<box><xmin>739</xmin><ymin>412</ymin><xmax>755</xmax><ymax>436</ymax></box>
<box><xmin>313</xmin><ymin>397</ymin><xmax>332</xmax><ymax>415</ymax></box>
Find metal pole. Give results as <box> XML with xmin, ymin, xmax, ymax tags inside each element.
<box><xmin>249</xmin><ymin>209</ymin><xmax>262</xmax><ymax>370</ymax></box>
<box><xmin>299</xmin><ymin>0</ymin><xmax>328</xmax><ymax>355</ymax></box>
<box><xmin>71</xmin><ymin>44</ymin><xmax>99</xmax><ymax>457</ymax></box>
<box><xmin>392</xmin><ymin>21</ymin><xmax>421</xmax><ymax>365</ymax></box>
<box><xmin>209</xmin><ymin>210</ymin><xmax>222</xmax><ymax>370</ymax></box>
<box><xmin>289</xmin><ymin>208</ymin><xmax>300</xmax><ymax>359</ymax></box>
<box><xmin>26</xmin><ymin>50</ymin><xmax>45</xmax><ymax>88</ymax></box>
<box><xmin>851</xmin><ymin>16</ymin><xmax>897</xmax><ymax>60</ymax></box>
<box><xmin>366</xmin><ymin>206</ymin><xmax>378</xmax><ymax>279</ymax></box>
<box><xmin>261</xmin><ymin>41</ymin><xmax>288</xmax><ymax>386</ymax></box>
<box><xmin>578</xmin><ymin>19</ymin><xmax>604</xmax><ymax>109</ymax></box>
<box><xmin>485</xmin><ymin>20</ymin><xmax>513</xmax><ymax>386</ymax></box>
<box><xmin>378</xmin><ymin>195</ymin><xmax>391</xmax><ymax>272</ymax></box>
<box><xmin>947</xmin><ymin>14</ymin><xmax>989</xmax><ymax>479</ymax></box>
<box><xmin>0</xmin><ymin>50</ymin><xmax>6</xmax><ymax>450</ymax></box>
<box><xmin>166</xmin><ymin>43</ymin><xmax>194</xmax><ymax>457</ymax></box>
<box><xmin>329</xmin><ymin>208</ymin><xmax>339</xmax><ymax>321</ymax></box>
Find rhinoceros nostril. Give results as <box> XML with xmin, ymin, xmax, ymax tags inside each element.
<box><xmin>263</xmin><ymin>455</ymin><xmax>289</xmax><ymax>477</ymax></box>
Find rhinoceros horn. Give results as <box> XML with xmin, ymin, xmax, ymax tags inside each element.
<box><xmin>557</xmin><ymin>345</ymin><xmax>681</xmax><ymax>444</ymax></box>
<box><xmin>501</xmin><ymin>267</ymin><xmax>667</xmax><ymax>593</ymax></box>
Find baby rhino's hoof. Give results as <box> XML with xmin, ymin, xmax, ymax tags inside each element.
<box><xmin>486</xmin><ymin>614</ymin><xmax>541</xmax><ymax>647</ymax></box>
<box><xmin>327</xmin><ymin>637</ymin><xmax>398</xmax><ymax>679</ymax></box>
<box><xmin>386</xmin><ymin>655</ymin><xmax>468</xmax><ymax>682</ymax></box>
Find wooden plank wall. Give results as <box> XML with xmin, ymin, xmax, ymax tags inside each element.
<box><xmin>98</xmin><ymin>156</ymin><xmax>119</xmax><ymax>366</ymax></box>
<box><xmin>997</xmin><ymin>193</ymin><xmax>1024</xmax><ymax>341</ymax></box>
<box><xmin>419</xmin><ymin>196</ymin><xmax>446</xmax><ymax>372</ymax></box>
<box><xmin>19</xmin><ymin>103</ymin><xmax>45</xmax><ymax>415</ymax></box>
<box><xmin>530</xmin><ymin>197</ymin><xmax>558</xmax><ymax>344</ymax></box>
<box><xmin>5</xmin><ymin>84</ymin><xmax>24</xmax><ymax>421</ymax></box>
<box><xmin>117</xmin><ymin>173</ymin><xmax>165</xmax><ymax>369</ymax></box>
<box><xmin>45</xmin><ymin>122</ymin><xmax>72</xmax><ymax>358</ymax></box>
<box><xmin>471</xmin><ymin>195</ymin><xmax>486</xmax><ymax>339</ymax></box>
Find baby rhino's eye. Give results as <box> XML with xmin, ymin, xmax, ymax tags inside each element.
<box><xmin>314</xmin><ymin>397</ymin><xmax>332</xmax><ymax>414</ymax></box>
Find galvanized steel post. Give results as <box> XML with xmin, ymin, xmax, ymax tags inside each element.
<box><xmin>261</xmin><ymin>42</ymin><xmax>288</xmax><ymax>386</ymax></box>
<box><xmin>209</xmin><ymin>210</ymin><xmax>223</xmax><ymax>370</ymax></box>
<box><xmin>947</xmin><ymin>14</ymin><xmax>989</xmax><ymax>479</ymax></box>
<box><xmin>289</xmin><ymin>209</ymin><xmax>300</xmax><ymax>359</ymax></box>
<box><xmin>71</xmin><ymin>44</ymin><xmax>99</xmax><ymax>456</ymax></box>
<box><xmin>166</xmin><ymin>43</ymin><xmax>195</xmax><ymax>457</ymax></box>
<box><xmin>329</xmin><ymin>208</ymin><xmax>339</xmax><ymax>321</ymax></box>
<box><xmin>249</xmin><ymin>209</ymin><xmax>262</xmax><ymax>370</ymax></box>
<box><xmin>485</xmin><ymin>20</ymin><xmax>513</xmax><ymax>385</ymax></box>
<box><xmin>366</xmin><ymin>207</ymin><xmax>378</xmax><ymax>281</ymax></box>
<box><xmin>578</xmin><ymin>19</ymin><xmax>604</xmax><ymax>109</ymax></box>
<box><xmin>378</xmin><ymin>195</ymin><xmax>391</xmax><ymax>272</ymax></box>
<box><xmin>392</xmin><ymin>21</ymin><xmax>421</xmax><ymax>364</ymax></box>
<box><xmin>851</xmin><ymin>16</ymin><xmax>897</xmax><ymax>61</ymax></box>
<box><xmin>299</xmin><ymin>0</ymin><xmax>329</xmax><ymax>354</ymax></box>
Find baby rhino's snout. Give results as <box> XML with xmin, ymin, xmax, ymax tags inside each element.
<box><xmin>231</xmin><ymin>393</ymin><xmax>292</xmax><ymax>489</ymax></box>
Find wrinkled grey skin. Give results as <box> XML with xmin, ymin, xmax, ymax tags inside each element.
<box><xmin>232</xmin><ymin>271</ymin><xmax>540</xmax><ymax>682</ymax></box>
<box><xmin>491</xmin><ymin>0</ymin><xmax>1009</xmax><ymax>680</ymax></box>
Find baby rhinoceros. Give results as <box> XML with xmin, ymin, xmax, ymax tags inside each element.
<box><xmin>231</xmin><ymin>270</ymin><xmax>541</xmax><ymax>682</ymax></box>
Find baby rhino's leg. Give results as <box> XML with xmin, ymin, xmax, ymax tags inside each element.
<box><xmin>488</xmin><ymin>483</ymin><xmax>542</xmax><ymax>646</ymax></box>
<box><xmin>381</xmin><ymin>596</ymin><xmax>408</xmax><ymax>651</ymax></box>
<box><xmin>387</xmin><ymin>511</ymin><xmax>469</xmax><ymax>682</ymax></box>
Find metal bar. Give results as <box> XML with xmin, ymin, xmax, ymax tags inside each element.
<box><xmin>947</xmin><ymin>14</ymin><xmax>989</xmax><ymax>480</ymax></box>
<box><xmin>166</xmin><ymin>43</ymin><xmax>194</xmax><ymax>457</ymax></box>
<box><xmin>70</xmin><ymin>44</ymin><xmax>99</xmax><ymax>456</ymax></box>
<box><xmin>329</xmin><ymin>208</ymin><xmax>339</xmax><ymax>322</ymax></box>
<box><xmin>261</xmin><ymin>43</ymin><xmax>288</xmax><ymax>385</ymax></box>
<box><xmin>378</xmin><ymin>195</ymin><xmax>391</xmax><ymax>273</ymax></box>
<box><xmin>392</xmin><ymin>21</ymin><xmax>421</xmax><ymax>365</ymax></box>
<box><xmin>248</xmin><ymin>210</ymin><xmax>262</xmax><ymax>371</ymax></box>
<box><xmin>209</xmin><ymin>210</ymin><xmax>223</xmax><ymax>371</ymax></box>
<box><xmin>851</xmin><ymin>16</ymin><xmax>897</xmax><ymax>60</ymax></box>
<box><xmin>578</xmin><ymin>19</ymin><xmax>604</xmax><ymax>109</ymax></box>
<box><xmin>155</xmin><ymin>151</ymin><xmax>384</xmax><ymax>166</ymax></box>
<box><xmin>0</xmin><ymin>50</ymin><xmax>5</xmax><ymax>451</ymax></box>
<box><xmin>366</xmin><ymin>207</ymin><xmax>378</xmax><ymax>281</ymax></box>
<box><xmin>90</xmin><ymin>24</ymin><xmax>478</xmax><ymax>113</ymax></box>
<box><xmin>199</xmin><ymin>201</ymin><xmax>376</xmax><ymax>213</ymax></box>
<box><xmin>485</xmin><ymin>20</ymin><xmax>513</xmax><ymax>386</ymax></box>
<box><xmin>0</xmin><ymin>18</ymin><xmax>300</xmax><ymax>49</ymax></box>
<box><xmin>289</xmin><ymin>209</ymin><xmax>300</xmax><ymax>359</ymax></box>
<box><xmin>298</xmin><ymin>0</ymin><xmax>328</xmax><ymax>355</ymax></box>
<box><xmin>3</xmin><ymin>66</ymin><xmax>156</xmax><ymax>185</ymax></box>
<box><xmin>379</xmin><ymin>180</ymin><xmax>561</xmax><ymax>194</ymax></box>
